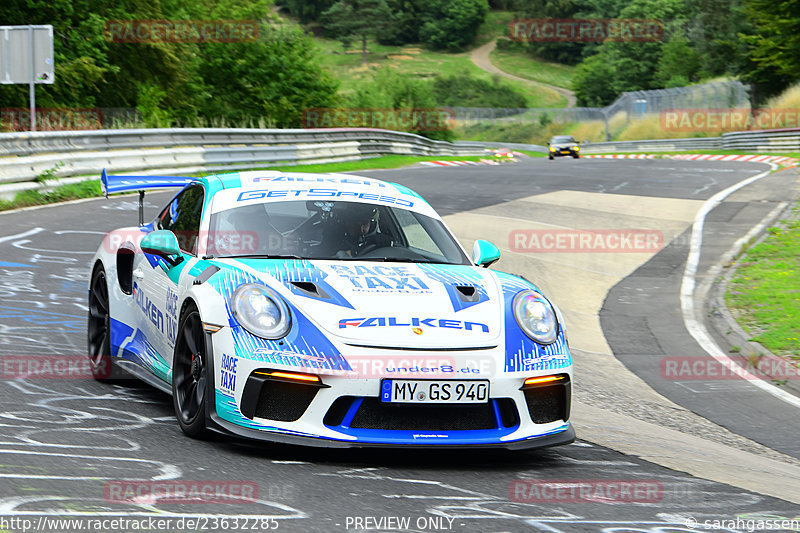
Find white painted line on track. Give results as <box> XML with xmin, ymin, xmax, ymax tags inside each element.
<box><xmin>0</xmin><ymin>227</ymin><xmax>44</xmax><ymax>244</ymax></box>
<box><xmin>680</xmin><ymin>162</ymin><xmax>800</xmax><ymax>409</ymax></box>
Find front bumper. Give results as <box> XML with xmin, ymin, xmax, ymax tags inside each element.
<box><xmin>550</xmin><ymin>148</ymin><xmax>579</xmax><ymax>157</ymax></box>
<box><xmin>208</xmin><ymin>410</ymin><xmax>575</xmax><ymax>450</ymax></box>
<box><xmin>204</xmin><ymin>306</ymin><xmax>574</xmax><ymax>449</ymax></box>
<box><xmin>207</xmin><ymin>348</ymin><xmax>574</xmax><ymax>449</ymax></box>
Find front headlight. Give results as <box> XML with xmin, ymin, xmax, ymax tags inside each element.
<box><xmin>573</xmin><ymin>146</ymin><xmax>579</xmax><ymax>151</ymax></box>
<box><xmin>231</xmin><ymin>284</ymin><xmax>291</xmax><ymax>339</ymax></box>
<box><xmin>513</xmin><ymin>290</ymin><xmax>558</xmax><ymax>344</ymax></box>
<box><xmin>549</xmin><ymin>146</ymin><xmax>556</xmax><ymax>152</ymax></box>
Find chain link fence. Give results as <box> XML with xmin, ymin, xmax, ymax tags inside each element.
<box><xmin>452</xmin><ymin>81</ymin><xmax>751</xmax><ymax>137</ymax></box>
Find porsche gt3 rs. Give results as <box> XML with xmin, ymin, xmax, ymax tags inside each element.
<box><xmin>88</xmin><ymin>169</ymin><xmax>574</xmax><ymax>449</ymax></box>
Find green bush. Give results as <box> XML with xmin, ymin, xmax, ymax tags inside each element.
<box><xmin>347</xmin><ymin>68</ymin><xmax>454</xmax><ymax>141</ymax></box>
<box><xmin>432</xmin><ymin>73</ymin><xmax>527</xmax><ymax>108</ymax></box>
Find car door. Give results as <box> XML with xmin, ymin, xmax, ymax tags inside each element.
<box><xmin>134</xmin><ymin>184</ymin><xmax>205</xmax><ymax>381</ymax></box>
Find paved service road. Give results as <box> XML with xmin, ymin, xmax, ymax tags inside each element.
<box><xmin>0</xmin><ymin>157</ymin><xmax>798</xmax><ymax>532</ymax></box>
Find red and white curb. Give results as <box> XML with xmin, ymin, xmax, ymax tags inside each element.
<box><xmin>419</xmin><ymin>158</ymin><xmax>516</xmax><ymax>167</ymax></box>
<box><xmin>667</xmin><ymin>154</ymin><xmax>798</xmax><ymax>168</ymax></box>
<box><xmin>583</xmin><ymin>154</ymin><xmax>656</xmax><ymax>159</ymax></box>
<box><xmin>584</xmin><ymin>153</ymin><xmax>798</xmax><ymax>168</ymax></box>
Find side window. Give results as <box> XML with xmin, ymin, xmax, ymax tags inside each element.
<box><xmin>157</xmin><ymin>185</ymin><xmax>205</xmax><ymax>254</ymax></box>
<box><xmin>393</xmin><ymin>209</ymin><xmax>440</xmax><ymax>255</ymax></box>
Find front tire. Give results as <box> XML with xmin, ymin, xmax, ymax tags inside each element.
<box><xmin>172</xmin><ymin>304</ymin><xmax>210</xmax><ymax>438</ymax></box>
<box><xmin>548</xmin><ymin>154</ymin><xmax>554</xmax><ymax>160</ymax></box>
<box><xmin>87</xmin><ymin>265</ymin><xmax>117</xmax><ymax>381</ymax></box>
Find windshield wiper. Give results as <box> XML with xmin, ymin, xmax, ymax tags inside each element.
<box><xmin>210</xmin><ymin>254</ymin><xmax>305</xmax><ymax>260</ymax></box>
<box><xmin>356</xmin><ymin>257</ymin><xmax>448</xmax><ymax>264</ymax></box>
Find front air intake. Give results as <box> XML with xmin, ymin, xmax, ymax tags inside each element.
<box><xmin>522</xmin><ymin>375</ymin><xmax>571</xmax><ymax>424</ymax></box>
<box><xmin>240</xmin><ymin>370</ymin><xmax>324</xmax><ymax>422</ymax></box>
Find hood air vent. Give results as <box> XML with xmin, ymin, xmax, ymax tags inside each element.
<box><xmin>455</xmin><ymin>285</ymin><xmax>480</xmax><ymax>302</ymax></box>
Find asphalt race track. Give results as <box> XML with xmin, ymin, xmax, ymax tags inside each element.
<box><xmin>0</xmin><ymin>157</ymin><xmax>798</xmax><ymax>532</ymax></box>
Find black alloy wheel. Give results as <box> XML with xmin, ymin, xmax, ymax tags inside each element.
<box><xmin>172</xmin><ymin>305</ymin><xmax>209</xmax><ymax>438</ymax></box>
<box><xmin>88</xmin><ymin>266</ymin><xmax>116</xmax><ymax>380</ymax></box>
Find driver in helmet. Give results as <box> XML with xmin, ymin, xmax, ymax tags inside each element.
<box><xmin>330</xmin><ymin>202</ymin><xmax>391</xmax><ymax>258</ymax></box>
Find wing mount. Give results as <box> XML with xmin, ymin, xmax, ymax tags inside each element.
<box><xmin>100</xmin><ymin>169</ymin><xmax>197</xmax><ymax>225</ymax></box>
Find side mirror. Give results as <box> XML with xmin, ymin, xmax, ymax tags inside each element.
<box><xmin>472</xmin><ymin>240</ymin><xmax>500</xmax><ymax>268</ymax></box>
<box><xmin>141</xmin><ymin>230</ymin><xmax>182</xmax><ymax>264</ymax></box>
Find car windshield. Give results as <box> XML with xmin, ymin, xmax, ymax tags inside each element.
<box><xmin>551</xmin><ymin>136</ymin><xmax>575</xmax><ymax>144</ymax></box>
<box><xmin>207</xmin><ymin>200</ymin><xmax>471</xmax><ymax>264</ymax></box>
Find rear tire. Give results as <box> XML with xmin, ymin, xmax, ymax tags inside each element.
<box><xmin>87</xmin><ymin>265</ymin><xmax>117</xmax><ymax>381</ymax></box>
<box><xmin>172</xmin><ymin>304</ymin><xmax>210</xmax><ymax>438</ymax></box>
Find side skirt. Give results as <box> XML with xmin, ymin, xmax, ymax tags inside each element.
<box><xmin>116</xmin><ymin>359</ymin><xmax>173</xmax><ymax>395</ymax></box>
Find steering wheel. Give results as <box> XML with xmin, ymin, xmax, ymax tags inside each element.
<box><xmin>356</xmin><ymin>243</ymin><xmax>380</xmax><ymax>256</ymax></box>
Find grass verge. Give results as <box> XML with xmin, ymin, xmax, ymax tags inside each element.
<box><xmin>241</xmin><ymin>154</ymin><xmax>493</xmax><ymax>174</ymax></box>
<box><xmin>0</xmin><ymin>155</ymin><xmax>496</xmax><ymax>212</ymax></box>
<box><xmin>488</xmin><ymin>48</ymin><xmax>576</xmax><ymax>89</ymax></box>
<box><xmin>0</xmin><ymin>180</ymin><xmax>102</xmax><ymax>212</ymax></box>
<box><xmin>726</xmin><ymin>211</ymin><xmax>800</xmax><ymax>357</ymax></box>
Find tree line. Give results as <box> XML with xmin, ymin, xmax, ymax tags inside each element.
<box><xmin>500</xmin><ymin>0</ymin><xmax>799</xmax><ymax>106</ymax></box>
<box><xmin>1</xmin><ymin>0</ymin><xmax>796</xmax><ymax>130</ymax></box>
<box><xmin>0</xmin><ymin>0</ymin><xmax>339</xmax><ymax>127</ymax></box>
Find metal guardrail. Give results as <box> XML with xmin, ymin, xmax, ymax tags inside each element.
<box><xmin>2</xmin><ymin>126</ymin><xmax>797</xmax><ymax>199</ymax></box>
<box><xmin>454</xmin><ymin>140</ymin><xmax>548</xmax><ymax>152</ymax></box>
<box><xmin>0</xmin><ymin>128</ymin><xmax>486</xmax><ymax>198</ymax></box>
<box><xmin>582</xmin><ymin>137</ymin><xmax>723</xmax><ymax>153</ymax></box>
<box><xmin>582</xmin><ymin>128</ymin><xmax>800</xmax><ymax>154</ymax></box>
<box><xmin>722</xmin><ymin>129</ymin><xmax>800</xmax><ymax>152</ymax></box>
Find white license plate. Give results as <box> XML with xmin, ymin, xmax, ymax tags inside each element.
<box><xmin>381</xmin><ymin>379</ymin><xmax>489</xmax><ymax>404</ymax></box>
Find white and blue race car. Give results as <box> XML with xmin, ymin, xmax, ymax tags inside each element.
<box><xmin>88</xmin><ymin>169</ymin><xmax>574</xmax><ymax>449</ymax></box>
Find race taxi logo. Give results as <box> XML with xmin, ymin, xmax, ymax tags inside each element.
<box><xmin>219</xmin><ymin>353</ymin><xmax>238</xmax><ymax>393</ymax></box>
<box><xmin>329</xmin><ymin>264</ymin><xmax>431</xmax><ymax>293</ymax></box>
<box><xmin>165</xmin><ymin>287</ymin><xmax>179</xmax><ymax>347</ymax></box>
<box><xmin>338</xmin><ymin>317</ymin><xmax>489</xmax><ymax>333</ymax></box>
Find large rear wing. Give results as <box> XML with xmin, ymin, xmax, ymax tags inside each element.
<box><xmin>101</xmin><ymin>169</ymin><xmax>196</xmax><ymax>196</ymax></box>
<box><xmin>101</xmin><ymin>169</ymin><xmax>197</xmax><ymax>225</ymax></box>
